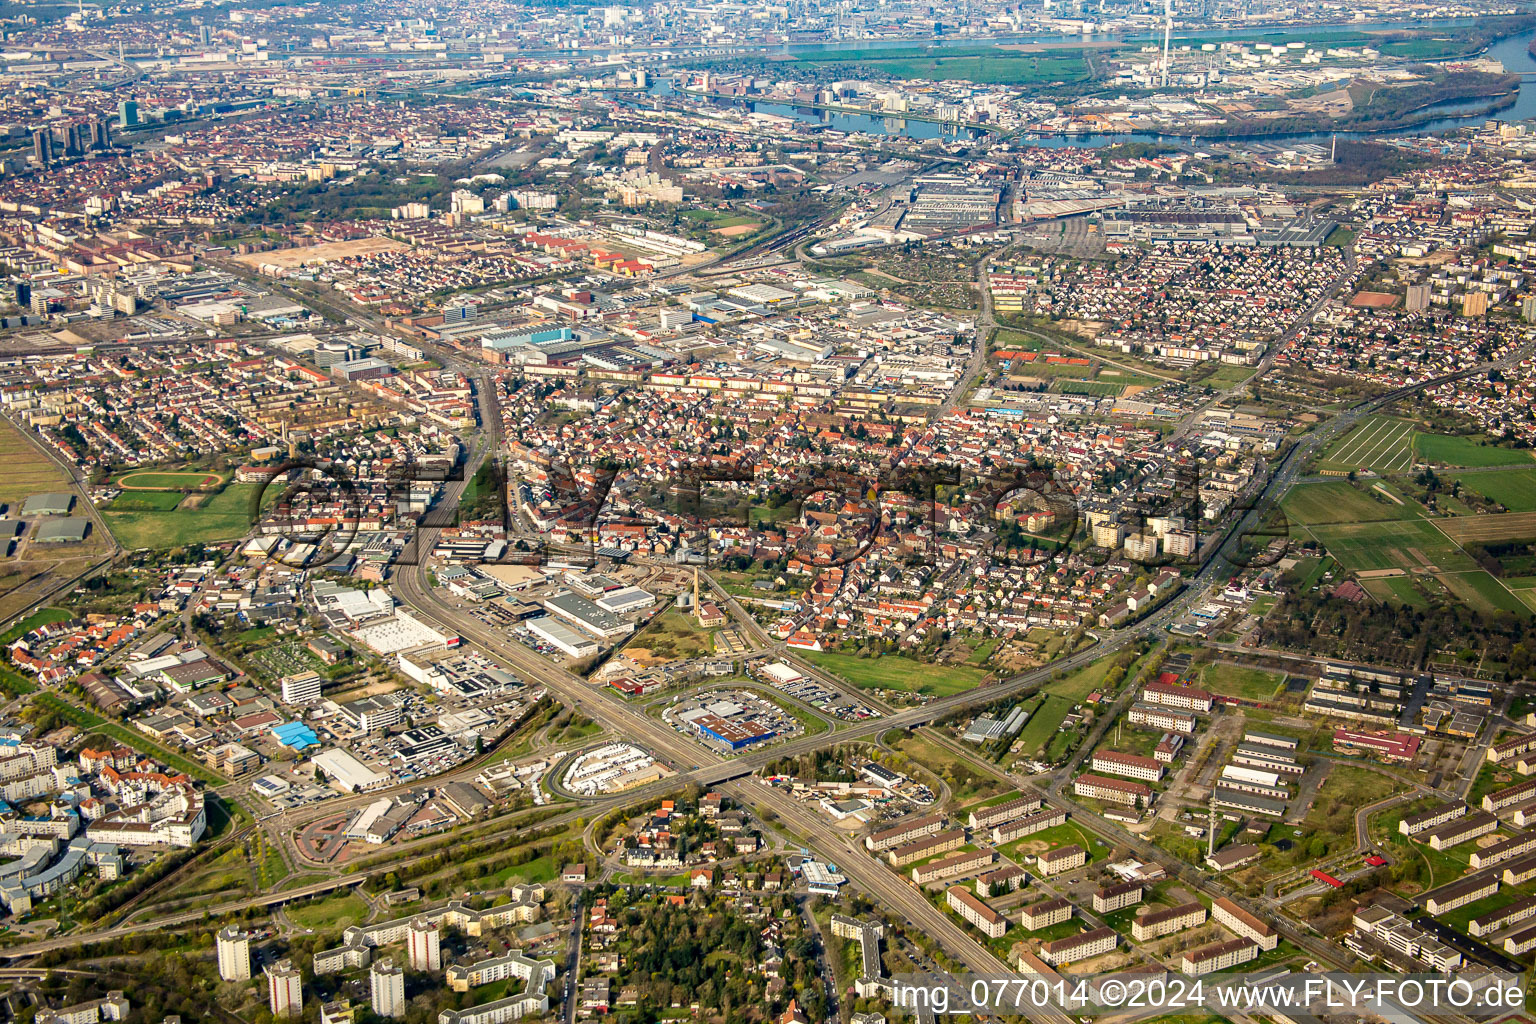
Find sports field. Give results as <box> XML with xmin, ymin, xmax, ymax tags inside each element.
<box><xmin>1315</xmin><ymin>416</ymin><xmax>1416</xmax><ymax>475</ymax></box>
<box><xmin>102</xmin><ymin>483</ymin><xmax>261</xmax><ymax>550</ymax></box>
<box><xmin>1450</xmin><ymin>468</ymin><xmax>1536</xmax><ymax>512</ymax></box>
<box><xmin>117</xmin><ymin>470</ymin><xmax>224</xmax><ymax>490</ymax></box>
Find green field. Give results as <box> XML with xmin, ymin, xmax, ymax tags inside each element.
<box><xmin>108</xmin><ymin>490</ymin><xmax>186</xmax><ymax>512</ymax></box>
<box><xmin>1360</xmin><ymin>575</ymin><xmax>1428</xmax><ymax>607</ymax></box>
<box><xmin>1452</xmin><ymin>468</ymin><xmax>1536</xmax><ymax>511</ymax></box>
<box><xmin>1439</xmin><ymin>571</ymin><xmax>1529</xmax><ymax>618</ymax></box>
<box><xmin>803</xmin><ymin>650</ymin><xmax>986</xmax><ymax>696</ymax></box>
<box><xmin>1282</xmin><ymin>481</ymin><xmax>1417</xmax><ymax>526</ymax></box>
<box><xmin>1199</xmin><ymin>661</ymin><xmax>1285</xmax><ymax>701</ymax></box>
<box><xmin>102</xmin><ymin>483</ymin><xmax>263</xmax><ymax>550</ymax></box>
<box><xmin>1415</xmin><ymin>433</ymin><xmax>1534</xmax><ymax>468</ymax></box>
<box><xmin>286</xmin><ymin>891</ymin><xmax>369</xmax><ymax>933</ymax></box>
<box><xmin>1014</xmin><ymin>694</ymin><xmax>1073</xmax><ymax>758</ymax></box>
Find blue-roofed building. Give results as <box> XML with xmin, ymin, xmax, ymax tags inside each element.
<box><xmin>271</xmin><ymin>722</ymin><xmax>319</xmax><ymax>750</ymax></box>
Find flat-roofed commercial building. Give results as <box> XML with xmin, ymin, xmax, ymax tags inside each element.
<box><xmin>526</xmin><ymin>616</ymin><xmax>599</xmax><ymax>658</ymax></box>
<box><xmin>543</xmin><ymin>591</ymin><xmax>633</xmax><ymax>638</ymax></box>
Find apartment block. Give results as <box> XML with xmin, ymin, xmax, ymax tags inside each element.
<box><xmin>1020</xmin><ymin>897</ymin><xmax>1072</xmax><ymax>931</ymax></box>
<box><xmin>1181</xmin><ymin>938</ymin><xmax>1257</xmax><ymax>976</ymax></box>
<box><xmin>1131</xmin><ymin>901</ymin><xmax>1206</xmax><ymax>942</ymax></box>
<box><xmin>947</xmin><ymin>886</ymin><xmax>1007</xmax><ymax>939</ymax></box>
<box><xmin>1037</xmin><ymin>844</ymin><xmax>1087</xmax><ymax>876</ymax></box>
<box><xmin>1212</xmin><ymin>897</ymin><xmax>1278</xmax><ymax>951</ymax></box>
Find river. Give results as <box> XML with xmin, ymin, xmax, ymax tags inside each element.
<box><xmin>639</xmin><ymin>19</ymin><xmax>1536</xmax><ymax>147</ymax></box>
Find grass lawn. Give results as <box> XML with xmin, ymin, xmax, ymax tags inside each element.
<box><xmin>803</xmin><ymin>650</ymin><xmax>987</xmax><ymax>696</ymax></box>
<box><xmin>0</xmin><ymin>607</ymin><xmax>71</xmax><ymax>645</ymax></box>
<box><xmin>1015</xmin><ymin>695</ymin><xmax>1073</xmax><ymax>758</ymax></box>
<box><xmin>32</xmin><ymin>694</ymin><xmax>226</xmax><ymax>784</ymax></box>
<box><xmin>1416</xmin><ymin>433</ymin><xmax>1535</xmax><ymax>469</ymax></box>
<box><xmin>1361</xmin><ymin>575</ymin><xmax>1429</xmax><ymax>607</ymax></box>
<box><xmin>487</xmin><ymin>853</ymin><xmax>560</xmax><ymax>886</ymax></box>
<box><xmin>286</xmin><ymin>891</ymin><xmax>369</xmax><ymax>933</ymax></box>
<box><xmin>1305</xmin><ymin>764</ymin><xmax>1397</xmax><ymax>850</ymax></box>
<box><xmin>999</xmin><ymin>820</ymin><xmax>1110</xmax><ymax>865</ymax></box>
<box><xmin>891</xmin><ymin>732</ymin><xmax>1007</xmax><ymax>803</ymax></box>
<box><xmin>1199</xmin><ymin>661</ymin><xmax>1285</xmax><ymax>701</ymax></box>
<box><xmin>1452</xmin><ymin>468</ymin><xmax>1536</xmax><ymax>511</ymax></box>
<box><xmin>1044</xmin><ymin>651</ymin><xmax>1126</xmax><ymax>703</ymax></box>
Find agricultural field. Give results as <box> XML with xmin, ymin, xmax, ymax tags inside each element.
<box><xmin>1415</xmin><ymin>433</ymin><xmax>1534</xmax><ymax>469</ymax></box>
<box><xmin>1449</xmin><ymin>468</ymin><xmax>1536</xmax><ymax>511</ymax></box>
<box><xmin>1437</xmin><ymin>571</ymin><xmax>1529</xmax><ymax>618</ymax></box>
<box><xmin>0</xmin><ymin>425</ymin><xmax>72</xmax><ymax>507</ymax></box>
<box><xmin>802</xmin><ymin>649</ymin><xmax>987</xmax><ymax>696</ymax></box>
<box><xmin>1433</xmin><ymin>511</ymin><xmax>1536</xmax><ymax>546</ymax></box>
<box><xmin>1014</xmin><ymin>694</ymin><xmax>1073</xmax><ymax>758</ymax></box>
<box><xmin>1314</xmin><ymin>415</ymin><xmax>1416</xmax><ymax>475</ymax></box>
<box><xmin>1304</xmin><ymin>518</ymin><xmax>1477</xmax><ymax>573</ymax></box>
<box><xmin>102</xmin><ymin>481</ymin><xmax>262</xmax><ymax>550</ymax></box>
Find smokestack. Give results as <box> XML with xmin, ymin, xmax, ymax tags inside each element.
<box><xmin>1162</xmin><ymin>0</ymin><xmax>1173</xmax><ymax>87</ymax></box>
